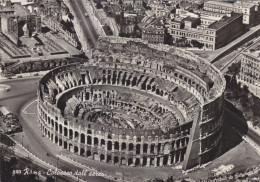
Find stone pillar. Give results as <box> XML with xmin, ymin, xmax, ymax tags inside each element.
<box><xmin>154</xmin><ymin>145</ymin><xmax>158</xmax><ymax>155</ymax></box>
<box><xmin>168</xmin><ymin>155</ymin><xmax>171</xmax><ymax>165</ymax></box>
<box><xmin>154</xmin><ymin>157</ymin><xmax>158</xmax><ymax>167</ymax></box>
<box><xmin>133</xmin><ymin>158</ymin><xmax>136</xmax><ymax>166</ymax></box>
<box><xmin>160</xmin><ymin>157</ymin><xmax>163</xmax><ymax>166</ymax></box>
<box><xmin>146</xmin><ymin>158</ymin><xmax>150</xmax><ymax>167</ymax></box>
<box><xmin>140</xmin><ymin>144</ymin><xmax>143</xmax><ymax>155</ymax></box>
<box><xmin>140</xmin><ymin>158</ymin><xmax>143</xmax><ymax>167</ymax></box>
<box><xmin>147</xmin><ymin>144</ymin><xmax>151</xmax><ymax>155</ymax></box>
<box><xmin>112</xmin><ymin>143</ymin><xmax>115</xmax><ymax>151</ymax></box>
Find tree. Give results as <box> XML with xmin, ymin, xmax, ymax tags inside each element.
<box><xmin>191</xmin><ymin>39</ymin><xmax>204</xmax><ymax>49</ymax></box>
<box><xmin>68</xmin><ymin>12</ymin><xmax>74</xmax><ymax>20</ymax></box>
<box><xmin>96</xmin><ymin>1</ymin><xmax>103</xmax><ymax>9</ymax></box>
<box><xmin>227</xmin><ymin>62</ymin><xmax>241</xmax><ymax>76</ymax></box>
<box><xmin>164</xmin><ymin>30</ymin><xmax>173</xmax><ymax>45</ymax></box>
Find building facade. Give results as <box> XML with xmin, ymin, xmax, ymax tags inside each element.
<box><xmin>237</xmin><ymin>48</ymin><xmax>260</xmax><ymax>97</ymax></box>
<box><xmin>37</xmin><ymin>37</ymin><xmax>225</xmax><ymax>170</ymax></box>
<box><xmin>168</xmin><ymin>12</ymin><xmax>243</xmax><ymax>50</ymax></box>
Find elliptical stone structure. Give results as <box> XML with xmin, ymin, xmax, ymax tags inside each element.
<box><xmin>37</xmin><ymin>37</ymin><xmax>225</xmax><ymax>170</ymax></box>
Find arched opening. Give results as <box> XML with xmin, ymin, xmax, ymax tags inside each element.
<box><xmin>69</xmin><ymin>129</ymin><xmax>73</xmax><ymax>139</ymax></box>
<box><xmin>143</xmin><ymin>144</ymin><xmax>148</xmax><ymax>153</ymax></box>
<box><xmin>101</xmin><ymin>139</ymin><xmax>105</xmax><ymax>146</ymax></box>
<box><xmin>59</xmin><ymin>139</ymin><xmax>62</xmax><ymax>146</ymax></box>
<box><xmin>80</xmin><ymin>148</ymin><xmax>85</xmax><ymax>156</ymax></box>
<box><xmin>94</xmin><ymin>137</ymin><xmax>98</xmax><ymax>146</ymax></box>
<box><xmin>69</xmin><ymin>143</ymin><xmax>73</xmax><ymax>151</ymax></box>
<box><xmin>163</xmin><ymin>155</ymin><xmax>168</xmax><ymax>166</ymax></box>
<box><xmin>55</xmin><ymin>136</ymin><xmax>58</xmax><ymax>143</ymax></box>
<box><xmin>87</xmin><ymin>151</ymin><xmax>91</xmax><ymax>157</ymax></box>
<box><xmin>74</xmin><ymin>146</ymin><xmax>78</xmax><ymax>153</ymax></box>
<box><xmin>150</xmin><ymin>158</ymin><xmax>154</xmax><ymax>166</ymax></box>
<box><xmin>129</xmin><ymin>143</ymin><xmax>133</xmax><ymax>151</ymax></box>
<box><xmin>136</xmin><ymin>144</ymin><xmax>140</xmax><ymax>154</ymax></box>
<box><xmin>114</xmin><ymin>141</ymin><xmax>119</xmax><ymax>151</ymax></box>
<box><xmin>150</xmin><ymin>144</ymin><xmax>155</xmax><ymax>153</ymax></box>
<box><xmin>128</xmin><ymin>158</ymin><xmax>133</xmax><ymax>166</ymax></box>
<box><xmin>107</xmin><ymin>141</ymin><xmax>112</xmax><ymax>150</ymax></box>
<box><xmin>87</xmin><ymin>136</ymin><xmax>92</xmax><ymax>145</ymax></box>
<box><xmin>114</xmin><ymin>156</ymin><xmax>119</xmax><ymax>164</ymax></box>
<box><xmin>107</xmin><ymin>155</ymin><xmax>112</xmax><ymax>163</ymax></box>
<box><xmin>64</xmin><ymin>141</ymin><xmax>67</xmax><ymax>149</ymax></box>
<box><xmin>143</xmin><ymin>157</ymin><xmax>147</xmax><ymax>166</ymax></box>
<box><xmin>81</xmin><ymin>133</ymin><xmax>85</xmax><ymax>144</ymax></box>
<box><xmin>74</xmin><ymin>131</ymin><xmax>78</xmax><ymax>139</ymax></box>
<box><xmin>121</xmin><ymin>142</ymin><xmax>126</xmax><ymax>150</ymax></box>
<box><xmin>100</xmin><ymin>154</ymin><xmax>105</xmax><ymax>162</ymax></box>
<box><xmin>135</xmin><ymin>158</ymin><xmax>140</xmax><ymax>166</ymax></box>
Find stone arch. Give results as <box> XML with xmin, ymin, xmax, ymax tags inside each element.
<box><xmin>94</xmin><ymin>137</ymin><xmax>99</xmax><ymax>146</ymax></box>
<box><xmin>129</xmin><ymin>143</ymin><xmax>134</xmax><ymax>151</ymax></box>
<box><xmin>128</xmin><ymin>158</ymin><xmax>133</xmax><ymax>166</ymax></box>
<box><xmin>143</xmin><ymin>143</ymin><xmax>148</xmax><ymax>153</ymax></box>
<box><xmin>136</xmin><ymin>144</ymin><xmax>141</xmax><ymax>154</ymax></box>
<box><xmin>55</xmin><ymin>136</ymin><xmax>58</xmax><ymax>143</ymax></box>
<box><xmin>107</xmin><ymin>141</ymin><xmax>112</xmax><ymax>150</ymax></box>
<box><xmin>87</xmin><ymin>136</ymin><xmax>92</xmax><ymax>145</ymax></box>
<box><xmin>107</xmin><ymin>155</ymin><xmax>112</xmax><ymax>163</ymax></box>
<box><xmin>74</xmin><ymin>146</ymin><xmax>78</xmax><ymax>153</ymax></box>
<box><xmin>59</xmin><ymin>124</ymin><xmax>62</xmax><ymax>134</ymax></box>
<box><xmin>81</xmin><ymin>133</ymin><xmax>85</xmax><ymax>144</ymax></box>
<box><xmin>64</xmin><ymin>141</ymin><xmax>67</xmax><ymax>149</ymax></box>
<box><xmin>80</xmin><ymin>148</ymin><xmax>85</xmax><ymax>156</ymax></box>
<box><xmin>135</xmin><ymin>158</ymin><xmax>140</xmax><ymax>166</ymax></box>
<box><xmin>87</xmin><ymin>150</ymin><xmax>91</xmax><ymax>157</ymax></box>
<box><xmin>114</xmin><ymin>156</ymin><xmax>119</xmax><ymax>164</ymax></box>
<box><xmin>101</xmin><ymin>139</ymin><xmax>105</xmax><ymax>146</ymax></box>
<box><xmin>143</xmin><ymin>157</ymin><xmax>147</xmax><ymax>166</ymax></box>
<box><xmin>114</xmin><ymin>141</ymin><xmax>119</xmax><ymax>151</ymax></box>
<box><xmin>74</xmin><ymin>131</ymin><xmax>79</xmax><ymax>139</ymax></box>
<box><xmin>100</xmin><ymin>154</ymin><xmax>105</xmax><ymax>162</ymax></box>
<box><xmin>64</xmin><ymin>127</ymin><xmax>68</xmax><ymax>137</ymax></box>
<box><xmin>121</xmin><ymin>142</ymin><xmax>126</xmax><ymax>150</ymax></box>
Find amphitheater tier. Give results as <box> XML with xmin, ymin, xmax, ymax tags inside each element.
<box><xmin>37</xmin><ymin>37</ymin><xmax>225</xmax><ymax>169</ymax></box>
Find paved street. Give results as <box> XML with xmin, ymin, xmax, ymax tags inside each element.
<box><xmin>68</xmin><ymin>0</ymin><xmax>99</xmax><ymax>49</ymax></box>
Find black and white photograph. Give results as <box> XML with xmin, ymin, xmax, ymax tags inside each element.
<box><xmin>0</xmin><ymin>0</ymin><xmax>260</xmax><ymax>181</ymax></box>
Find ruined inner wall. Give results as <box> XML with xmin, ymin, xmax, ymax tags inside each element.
<box><xmin>37</xmin><ymin>37</ymin><xmax>225</xmax><ymax>169</ymax></box>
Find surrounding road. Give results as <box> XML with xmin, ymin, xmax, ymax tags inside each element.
<box><xmin>68</xmin><ymin>0</ymin><xmax>99</xmax><ymax>49</ymax></box>
<box><xmin>0</xmin><ymin>77</ymin><xmax>109</xmax><ymax>182</ymax></box>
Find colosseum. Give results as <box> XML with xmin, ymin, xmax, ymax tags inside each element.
<box><xmin>37</xmin><ymin>37</ymin><xmax>226</xmax><ymax>170</ymax></box>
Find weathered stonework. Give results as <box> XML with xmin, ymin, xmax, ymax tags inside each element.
<box><xmin>37</xmin><ymin>37</ymin><xmax>225</xmax><ymax>170</ymax></box>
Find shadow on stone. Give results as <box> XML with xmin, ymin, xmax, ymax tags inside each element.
<box><xmin>220</xmin><ymin>100</ymin><xmax>248</xmax><ymax>155</ymax></box>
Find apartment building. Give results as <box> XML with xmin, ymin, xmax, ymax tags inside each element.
<box><xmin>237</xmin><ymin>44</ymin><xmax>260</xmax><ymax>97</ymax></box>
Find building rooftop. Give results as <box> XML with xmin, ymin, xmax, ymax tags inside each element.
<box><xmin>208</xmin><ymin>12</ymin><xmax>242</xmax><ymax>30</ymax></box>
<box><xmin>183</xmin><ymin>16</ymin><xmax>199</xmax><ymax>22</ymax></box>
<box><xmin>205</xmin><ymin>1</ymin><xmax>235</xmax><ymax>8</ymax></box>
<box><xmin>243</xmin><ymin>42</ymin><xmax>260</xmax><ymax>60</ymax></box>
